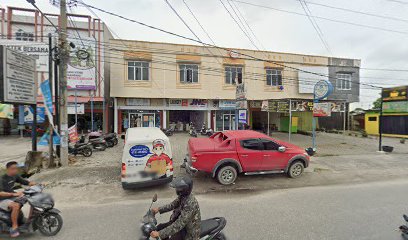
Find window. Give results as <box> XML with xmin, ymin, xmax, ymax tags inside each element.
<box><xmin>260</xmin><ymin>139</ymin><xmax>281</xmax><ymax>151</ymax></box>
<box><xmin>336</xmin><ymin>73</ymin><xmax>351</xmax><ymax>90</ymax></box>
<box><xmin>179</xmin><ymin>64</ymin><xmax>199</xmax><ymax>83</ymax></box>
<box><xmin>225</xmin><ymin>66</ymin><xmax>243</xmax><ymax>85</ymax></box>
<box><xmin>128</xmin><ymin>61</ymin><xmax>149</xmax><ymax>81</ymax></box>
<box><xmin>368</xmin><ymin>117</ymin><xmax>377</xmax><ymax>122</ymax></box>
<box><xmin>241</xmin><ymin>139</ymin><xmax>263</xmax><ymax>150</ymax></box>
<box><xmin>266</xmin><ymin>69</ymin><xmax>282</xmax><ymax>86</ymax></box>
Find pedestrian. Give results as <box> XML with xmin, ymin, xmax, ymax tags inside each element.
<box><xmin>123</xmin><ymin>116</ymin><xmax>129</xmax><ymax>132</ymax></box>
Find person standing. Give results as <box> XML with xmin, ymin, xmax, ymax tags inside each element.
<box><xmin>123</xmin><ymin>116</ymin><xmax>129</xmax><ymax>132</ymax></box>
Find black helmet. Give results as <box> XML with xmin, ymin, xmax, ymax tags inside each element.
<box><xmin>170</xmin><ymin>176</ymin><xmax>193</xmax><ymax>196</ymax></box>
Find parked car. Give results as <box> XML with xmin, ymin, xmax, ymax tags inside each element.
<box><xmin>182</xmin><ymin>130</ymin><xmax>311</xmax><ymax>185</ymax></box>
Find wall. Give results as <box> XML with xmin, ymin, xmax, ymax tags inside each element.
<box><xmin>365</xmin><ymin>112</ymin><xmax>379</xmax><ymax>135</ymax></box>
<box><xmin>328</xmin><ymin>58</ymin><xmax>360</xmax><ymax>103</ymax></box>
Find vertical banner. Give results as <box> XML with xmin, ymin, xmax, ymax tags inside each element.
<box><xmin>38</xmin><ymin>130</ymin><xmax>61</xmax><ymax>146</ymax></box>
<box><xmin>40</xmin><ymin>79</ymin><xmax>54</xmax><ymax>126</ymax></box>
<box><xmin>68</xmin><ymin>125</ymin><xmax>79</xmax><ymax>143</ymax></box>
<box><xmin>238</xmin><ymin>109</ymin><xmax>247</xmax><ymax>124</ymax></box>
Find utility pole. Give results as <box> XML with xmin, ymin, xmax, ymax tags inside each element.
<box><xmin>48</xmin><ymin>33</ymin><xmax>54</xmax><ymax>166</ymax></box>
<box><xmin>378</xmin><ymin>89</ymin><xmax>384</xmax><ymax>152</ymax></box>
<box><xmin>59</xmin><ymin>0</ymin><xmax>69</xmax><ymax>166</ymax></box>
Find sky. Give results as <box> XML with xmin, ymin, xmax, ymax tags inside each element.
<box><xmin>2</xmin><ymin>0</ymin><xmax>408</xmax><ymax>109</ymax></box>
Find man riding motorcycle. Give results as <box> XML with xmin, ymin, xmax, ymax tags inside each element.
<box><xmin>0</xmin><ymin>161</ymin><xmax>38</xmax><ymax>237</ymax></box>
<box><xmin>150</xmin><ymin>176</ymin><xmax>201</xmax><ymax>240</ymax></box>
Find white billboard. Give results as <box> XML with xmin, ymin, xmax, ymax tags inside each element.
<box><xmin>298</xmin><ymin>66</ymin><xmax>329</xmax><ymax>94</ymax></box>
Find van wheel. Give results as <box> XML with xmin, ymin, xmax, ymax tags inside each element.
<box><xmin>216</xmin><ymin>165</ymin><xmax>237</xmax><ymax>185</ymax></box>
<box><xmin>287</xmin><ymin>161</ymin><xmax>304</xmax><ymax>178</ymax></box>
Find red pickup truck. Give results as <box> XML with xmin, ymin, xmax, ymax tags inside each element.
<box><xmin>182</xmin><ymin>130</ymin><xmax>311</xmax><ymax>185</ymax></box>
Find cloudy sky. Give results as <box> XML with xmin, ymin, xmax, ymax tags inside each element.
<box><xmin>2</xmin><ymin>0</ymin><xmax>408</xmax><ymax>109</ymax></box>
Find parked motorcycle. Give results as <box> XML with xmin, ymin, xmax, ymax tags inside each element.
<box><xmin>89</xmin><ymin>131</ymin><xmax>117</xmax><ymax>148</ymax></box>
<box><xmin>200</xmin><ymin>124</ymin><xmax>214</xmax><ymax>137</ymax></box>
<box><xmin>79</xmin><ymin>135</ymin><xmax>107</xmax><ymax>151</ymax></box>
<box><xmin>140</xmin><ymin>194</ymin><xmax>226</xmax><ymax>240</ymax></box>
<box><xmin>189</xmin><ymin>122</ymin><xmax>198</xmax><ymax>138</ymax></box>
<box><xmin>161</xmin><ymin>127</ymin><xmax>174</xmax><ymax>136</ymax></box>
<box><xmin>400</xmin><ymin>214</ymin><xmax>408</xmax><ymax>239</ymax></box>
<box><xmin>0</xmin><ymin>185</ymin><xmax>63</xmax><ymax>237</ymax></box>
<box><xmin>68</xmin><ymin>141</ymin><xmax>93</xmax><ymax>157</ymax></box>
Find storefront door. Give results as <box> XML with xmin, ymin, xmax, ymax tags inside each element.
<box><xmin>222</xmin><ymin>114</ymin><xmax>236</xmax><ymax>131</ymax></box>
<box><xmin>129</xmin><ymin>113</ymin><xmax>156</xmax><ymax>128</ymax></box>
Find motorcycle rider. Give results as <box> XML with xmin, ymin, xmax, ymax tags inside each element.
<box><xmin>0</xmin><ymin>161</ymin><xmax>37</xmax><ymax>237</ymax></box>
<box><xmin>150</xmin><ymin>176</ymin><xmax>201</xmax><ymax>240</ymax></box>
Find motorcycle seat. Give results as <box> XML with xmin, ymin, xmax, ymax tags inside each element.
<box><xmin>200</xmin><ymin>217</ymin><xmax>226</xmax><ymax>237</ymax></box>
<box><xmin>75</xmin><ymin>142</ymin><xmax>89</xmax><ymax>147</ymax></box>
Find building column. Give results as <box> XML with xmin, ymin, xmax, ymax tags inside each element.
<box><xmin>114</xmin><ymin>97</ymin><xmax>118</xmax><ymax>133</ymax></box>
<box><xmin>163</xmin><ymin>110</ymin><xmax>167</xmax><ymax>129</ymax></box>
<box><xmin>207</xmin><ymin>110</ymin><xmax>211</xmax><ymax>128</ymax></box>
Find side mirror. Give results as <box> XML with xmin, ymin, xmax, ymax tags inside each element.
<box><xmin>121</xmin><ymin>135</ymin><xmax>125</xmax><ymax>140</ymax></box>
<box><xmin>278</xmin><ymin>146</ymin><xmax>286</xmax><ymax>152</ymax></box>
<box><xmin>152</xmin><ymin>194</ymin><xmax>158</xmax><ymax>203</ymax></box>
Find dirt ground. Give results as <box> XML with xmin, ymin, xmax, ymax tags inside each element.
<box><xmin>1</xmin><ymin>132</ymin><xmax>408</xmax><ymax>206</ymax></box>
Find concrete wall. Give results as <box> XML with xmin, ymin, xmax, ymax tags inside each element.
<box><xmin>328</xmin><ymin>58</ymin><xmax>360</xmax><ymax>103</ymax></box>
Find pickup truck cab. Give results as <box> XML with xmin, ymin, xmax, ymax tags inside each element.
<box><xmin>183</xmin><ymin>130</ymin><xmax>310</xmax><ymax>185</ymax></box>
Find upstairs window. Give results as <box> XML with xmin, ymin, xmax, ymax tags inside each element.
<box><xmin>179</xmin><ymin>64</ymin><xmax>199</xmax><ymax>83</ymax></box>
<box><xmin>336</xmin><ymin>73</ymin><xmax>351</xmax><ymax>90</ymax></box>
<box><xmin>266</xmin><ymin>68</ymin><xmax>282</xmax><ymax>86</ymax></box>
<box><xmin>128</xmin><ymin>61</ymin><xmax>149</xmax><ymax>81</ymax></box>
<box><xmin>225</xmin><ymin>66</ymin><xmax>243</xmax><ymax>85</ymax></box>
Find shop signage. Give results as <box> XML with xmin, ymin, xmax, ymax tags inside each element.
<box><xmin>292</xmin><ymin>100</ymin><xmax>314</xmax><ymax>112</ymax></box>
<box><xmin>219</xmin><ymin>100</ymin><xmax>236</xmax><ymax>109</ymax></box>
<box><xmin>0</xmin><ymin>103</ymin><xmax>14</xmax><ymax>119</ymax></box>
<box><xmin>313</xmin><ymin>102</ymin><xmax>331</xmax><ymax>117</ymax></box>
<box><xmin>126</xmin><ymin>98</ymin><xmax>151</xmax><ymax>106</ymax></box>
<box><xmin>331</xmin><ymin>102</ymin><xmax>345</xmax><ymax>112</ymax></box>
<box><xmin>383</xmin><ymin>101</ymin><xmax>408</xmax><ymax>113</ymax></box>
<box><xmin>67</xmin><ymin>103</ymin><xmax>85</xmax><ymax>115</ymax></box>
<box><xmin>38</xmin><ymin>129</ymin><xmax>61</xmax><ymax>146</ymax></box>
<box><xmin>382</xmin><ymin>86</ymin><xmax>408</xmax><ymax>102</ymax></box>
<box><xmin>238</xmin><ymin>109</ymin><xmax>247</xmax><ymax>124</ymax></box>
<box><xmin>24</xmin><ymin>106</ymin><xmax>45</xmax><ymax>124</ymax></box>
<box><xmin>236</xmin><ymin>83</ymin><xmax>246</xmax><ymax>100</ymax></box>
<box><xmin>249</xmin><ymin>101</ymin><xmax>262</xmax><ymax>108</ymax></box>
<box><xmin>168</xmin><ymin>99</ymin><xmax>208</xmax><ymax>108</ymax></box>
<box><xmin>67</xmin><ymin>37</ymin><xmax>97</xmax><ymax>90</ymax></box>
<box><xmin>314</xmin><ymin>80</ymin><xmax>333</xmax><ymax>100</ymax></box>
<box><xmin>0</xmin><ymin>46</ymin><xmax>37</xmax><ymax>105</ymax></box>
<box><xmin>268</xmin><ymin>100</ymin><xmax>289</xmax><ymax>113</ymax></box>
<box><xmin>261</xmin><ymin>100</ymin><xmax>268</xmax><ymax>111</ymax></box>
<box><xmin>68</xmin><ymin>124</ymin><xmax>80</xmax><ymax>143</ymax></box>
<box><xmin>0</xmin><ymin>40</ymin><xmax>49</xmax><ymax>72</ymax></box>
<box><xmin>236</xmin><ymin>100</ymin><xmax>248</xmax><ymax>109</ymax></box>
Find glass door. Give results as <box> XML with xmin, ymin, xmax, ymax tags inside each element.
<box><xmin>143</xmin><ymin>113</ymin><xmax>155</xmax><ymax>127</ymax></box>
<box><xmin>222</xmin><ymin>114</ymin><xmax>236</xmax><ymax>131</ymax></box>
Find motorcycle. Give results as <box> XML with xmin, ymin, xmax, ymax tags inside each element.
<box><xmin>400</xmin><ymin>214</ymin><xmax>408</xmax><ymax>239</ymax></box>
<box><xmin>161</xmin><ymin>127</ymin><xmax>174</xmax><ymax>137</ymax></box>
<box><xmin>68</xmin><ymin>141</ymin><xmax>93</xmax><ymax>157</ymax></box>
<box><xmin>189</xmin><ymin>122</ymin><xmax>198</xmax><ymax>138</ymax></box>
<box><xmin>200</xmin><ymin>124</ymin><xmax>214</xmax><ymax>137</ymax></box>
<box><xmin>79</xmin><ymin>135</ymin><xmax>107</xmax><ymax>151</ymax></box>
<box><xmin>89</xmin><ymin>131</ymin><xmax>117</xmax><ymax>148</ymax></box>
<box><xmin>0</xmin><ymin>185</ymin><xmax>63</xmax><ymax>237</ymax></box>
<box><xmin>140</xmin><ymin>194</ymin><xmax>226</xmax><ymax>240</ymax></box>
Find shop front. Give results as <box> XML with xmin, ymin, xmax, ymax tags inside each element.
<box><xmin>167</xmin><ymin>99</ymin><xmax>210</xmax><ymax>132</ymax></box>
<box><xmin>214</xmin><ymin>100</ymin><xmax>236</xmax><ymax>131</ymax></box>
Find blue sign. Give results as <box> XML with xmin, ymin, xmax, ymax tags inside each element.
<box><xmin>314</xmin><ymin>80</ymin><xmax>333</xmax><ymax>101</ymax></box>
<box><xmin>24</xmin><ymin>106</ymin><xmax>46</xmax><ymax>124</ymax></box>
<box><xmin>40</xmin><ymin>80</ymin><xmax>53</xmax><ymax>115</ymax></box>
<box><xmin>129</xmin><ymin>145</ymin><xmax>151</xmax><ymax>158</ymax></box>
<box><xmin>38</xmin><ymin>130</ymin><xmax>61</xmax><ymax>146</ymax></box>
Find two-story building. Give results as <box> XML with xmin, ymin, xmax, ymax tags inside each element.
<box><xmin>110</xmin><ymin>39</ymin><xmax>360</xmax><ymax>134</ymax></box>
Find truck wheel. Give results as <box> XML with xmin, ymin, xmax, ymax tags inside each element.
<box><xmin>287</xmin><ymin>161</ymin><xmax>304</xmax><ymax>178</ymax></box>
<box><xmin>216</xmin><ymin>165</ymin><xmax>237</xmax><ymax>185</ymax></box>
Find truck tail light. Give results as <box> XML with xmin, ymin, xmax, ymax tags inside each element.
<box><xmin>191</xmin><ymin>155</ymin><xmax>198</xmax><ymax>162</ymax></box>
<box><xmin>121</xmin><ymin>163</ymin><xmax>126</xmax><ymax>178</ymax></box>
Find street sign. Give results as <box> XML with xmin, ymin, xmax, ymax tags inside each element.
<box><xmin>238</xmin><ymin>109</ymin><xmax>247</xmax><ymax>124</ymax></box>
<box><xmin>314</xmin><ymin>80</ymin><xmax>333</xmax><ymax>101</ymax></box>
<box><xmin>0</xmin><ymin>46</ymin><xmax>37</xmax><ymax>104</ymax></box>
<box><xmin>313</xmin><ymin>102</ymin><xmax>332</xmax><ymax>117</ymax></box>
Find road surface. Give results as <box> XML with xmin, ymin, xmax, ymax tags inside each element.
<box><xmin>8</xmin><ymin>179</ymin><xmax>408</xmax><ymax>240</ymax></box>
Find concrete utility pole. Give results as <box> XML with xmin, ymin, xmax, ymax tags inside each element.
<box><xmin>48</xmin><ymin>33</ymin><xmax>54</xmax><ymax>166</ymax></box>
<box><xmin>59</xmin><ymin>0</ymin><xmax>69</xmax><ymax>166</ymax></box>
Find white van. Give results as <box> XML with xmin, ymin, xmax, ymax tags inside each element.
<box><xmin>121</xmin><ymin>127</ymin><xmax>174</xmax><ymax>189</ymax></box>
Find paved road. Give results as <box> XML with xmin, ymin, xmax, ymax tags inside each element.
<box><xmin>9</xmin><ymin>179</ymin><xmax>408</xmax><ymax>240</ymax></box>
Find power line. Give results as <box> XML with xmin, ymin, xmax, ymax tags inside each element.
<box><xmin>230</xmin><ymin>0</ymin><xmax>408</xmax><ymax>36</ymax></box>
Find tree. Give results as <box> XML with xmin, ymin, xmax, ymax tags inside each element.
<box><xmin>372</xmin><ymin>98</ymin><xmax>382</xmax><ymax>110</ymax></box>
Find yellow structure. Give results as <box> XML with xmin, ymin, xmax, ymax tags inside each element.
<box><xmin>365</xmin><ymin>110</ymin><xmax>408</xmax><ymax>138</ymax></box>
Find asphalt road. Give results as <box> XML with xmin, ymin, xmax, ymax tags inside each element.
<box><xmin>7</xmin><ymin>179</ymin><xmax>408</xmax><ymax>240</ymax></box>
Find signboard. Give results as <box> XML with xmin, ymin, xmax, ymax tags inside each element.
<box><xmin>249</xmin><ymin>101</ymin><xmax>262</xmax><ymax>108</ymax></box>
<box><xmin>236</xmin><ymin>83</ymin><xmax>246</xmax><ymax>100</ymax></box>
<box><xmin>0</xmin><ymin>40</ymin><xmax>49</xmax><ymax>72</ymax></box>
<box><xmin>38</xmin><ymin>130</ymin><xmax>61</xmax><ymax>146</ymax></box>
<box><xmin>126</xmin><ymin>98</ymin><xmax>150</xmax><ymax>106</ymax></box>
<box><xmin>67</xmin><ymin>103</ymin><xmax>85</xmax><ymax>115</ymax></box>
<box><xmin>298</xmin><ymin>66</ymin><xmax>329</xmax><ymax>93</ymax></box>
<box><xmin>219</xmin><ymin>100</ymin><xmax>236</xmax><ymax>109</ymax></box>
<box><xmin>267</xmin><ymin>100</ymin><xmax>289</xmax><ymax>113</ymax></box>
<box><xmin>383</xmin><ymin>101</ymin><xmax>408</xmax><ymax>113</ymax></box>
<box><xmin>314</xmin><ymin>80</ymin><xmax>333</xmax><ymax>100</ymax></box>
<box><xmin>67</xmin><ymin>37</ymin><xmax>96</xmax><ymax>90</ymax></box>
<box><xmin>382</xmin><ymin>86</ymin><xmax>407</xmax><ymax>102</ymax></box>
<box><xmin>235</xmin><ymin>100</ymin><xmax>248</xmax><ymax>109</ymax></box>
<box><xmin>292</xmin><ymin>100</ymin><xmax>314</xmax><ymax>112</ymax></box>
<box><xmin>24</xmin><ymin>106</ymin><xmax>45</xmax><ymax>124</ymax></box>
<box><xmin>0</xmin><ymin>103</ymin><xmax>14</xmax><ymax>119</ymax></box>
<box><xmin>238</xmin><ymin>109</ymin><xmax>247</xmax><ymax>124</ymax></box>
<box><xmin>261</xmin><ymin>100</ymin><xmax>268</xmax><ymax>111</ymax></box>
<box><xmin>313</xmin><ymin>102</ymin><xmax>332</xmax><ymax>117</ymax></box>
<box><xmin>0</xmin><ymin>46</ymin><xmax>37</xmax><ymax>104</ymax></box>
<box><xmin>168</xmin><ymin>99</ymin><xmax>208</xmax><ymax>108</ymax></box>
<box><xmin>40</xmin><ymin>80</ymin><xmax>54</xmax><ymax>125</ymax></box>
<box><xmin>68</xmin><ymin>125</ymin><xmax>79</xmax><ymax>143</ymax></box>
